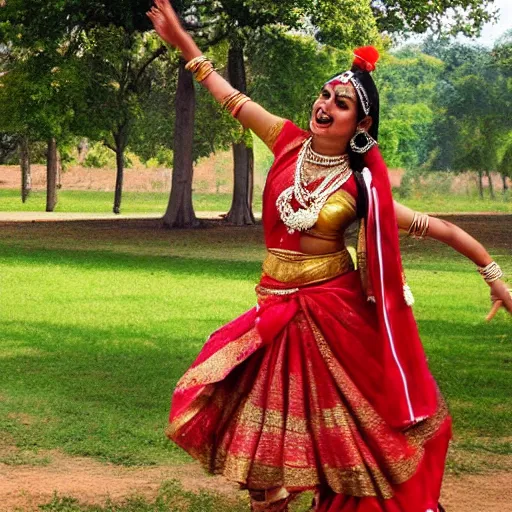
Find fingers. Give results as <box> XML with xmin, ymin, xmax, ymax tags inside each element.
<box><xmin>503</xmin><ymin>292</ymin><xmax>512</xmax><ymax>314</ymax></box>
<box><xmin>486</xmin><ymin>300</ymin><xmax>503</xmax><ymax>322</ymax></box>
<box><xmin>155</xmin><ymin>0</ymin><xmax>170</xmax><ymax>10</ymax></box>
<box><xmin>487</xmin><ymin>288</ymin><xmax>512</xmax><ymax>320</ymax></box>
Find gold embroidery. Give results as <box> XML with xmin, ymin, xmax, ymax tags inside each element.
<box><xmin>166</xmin><ymin>390</ymin><xmax>213</xmax><ymax>439</ymax></box>
<box><xmin>175</xmin><ymin>328</ymin><xmax>261</xmax><ymax>390</ymax></box>
<box><xmin>303</xmin><ymin>310</ymin><xmax>425</xmax><ymax>493</ymax></box>
<box><xmin>263</xmin><ymin>118</ymin><xmax>286</xmax><ymax>151</ymax></box>
<box><xmin>405</xmin><ymin>392</ymin><xmax>450</xmax><ymax>446</ymax></box>
<box><xmin>261</xmin><ymin>248</ymin><xmax>353</xmax><ymax>286</ymax></box>
<box><xmin>280</xmin><ymin>134</ymin><xmax>307</xmax><ymax>158</ymax></box>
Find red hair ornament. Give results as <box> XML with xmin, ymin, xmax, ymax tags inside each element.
<box><xmin>353</xmin><ymin>46</ymin><xmax>379</xmax><ymax>72</ymax></box>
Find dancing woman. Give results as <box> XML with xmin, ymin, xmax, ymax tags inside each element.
<box><xmin>147</xmin><ymin>2</ymin><xmax>512</xmax><ymax>511</ymax></box>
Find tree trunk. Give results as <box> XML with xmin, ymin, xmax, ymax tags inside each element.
<box><xmin>477</xmin><ymin>171</ymin><xmax>484</xmax><ymax>199</ymax></box>
<box><xmin>46</xmin><ymin>138</ymin><xmax>58</xmax><ymax>212</ymax></box>
<box><xmin>162</xmin><ymin>59</ymin><xmax>198</xmax><ymax>228</ymax></box>
<box><xmin>485</xmin><ymin>170</ymin><xmax>495</xmax><ymax>199</ymax></box>
<box><xmin>225</xmin><ymin>40</ymin><xmax>255</xmax><ymax>226</ymax></box>
<box><xmin>19</xmin><ymin>136</ymin><xmax>31</xmax><ymax>203</ymax></box>
<box><xmin>56</xmin><ymin>148</ymin><xmax>62</xmax><ymax>190</ymax></box>
<box><xmin>113</xmin><ymin>147</ymin><xmax>124</xmax><ymax>214</ymax></box>
<box><xmin>502</xmin><ymin>173</ymin><xmax>509</xmax><ymax>193</ymax></box>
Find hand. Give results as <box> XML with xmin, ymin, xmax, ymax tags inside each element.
<box><xmin>147</xmin><ymin>0</ymin><xmax>187</xmax><ymax>49</ymax></box>
<box><xmin>486</xmin><ymin>279</ymin><xmax>512</xmax><ymax>321</ymax></box>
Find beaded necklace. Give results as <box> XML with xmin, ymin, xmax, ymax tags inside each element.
<box><xmin>276</xmin><ymin>137</ymin><xmax>352</xmax><ymax>234</ymax></box>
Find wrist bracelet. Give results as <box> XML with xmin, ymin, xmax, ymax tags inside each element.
<box><xmin>477</xmin><ymin>261</ymin><xmax>504</xmax><ymax>283</ymax></box>
<box><xmin>185</xmin><ymin>56</ymin><xmax>215</xmax><ymax>82</ymax></box>
<box><xmin>407</xmin><ymin>212</ymin><xmax>430</xmax><ymax>239</ymax></box>
<box><xmin>221</xmin><ymin>90</ymin><xmax>252</xmax><ymax>118</ymax></box>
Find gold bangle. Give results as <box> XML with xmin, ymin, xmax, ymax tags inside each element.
<box><xmin>232</xmin><ymin>96</ymin><xmax>252</xmax><ymax>117</ymax></box>
<box><xmin>221</xmin><ymin>91</ymin><xmax>252</xmax><ymax>117</ymax></box>
<box><xmin>221</xmin><ymin>91</ymin><xmax>240</xmax><ymax>108</ymax></box>
<box><xmin>185</xmin><ymin>56</ymin><xmax>208</xmax><ymax>72</ymax></box>
<box><xmin>195</xmin><ymin>61</ymin><xmax>214</xmax><ymax>82</ymax></box>
<box><xmin>185</xmin><ymin>56</ymin><xmax>215</xmax><ymax>82</ymax></box>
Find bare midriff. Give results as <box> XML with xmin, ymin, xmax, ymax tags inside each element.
<box><xmin>299</xmin><ymin>234</ymin><xmax>345</xmax><ymax>255</ymax></box>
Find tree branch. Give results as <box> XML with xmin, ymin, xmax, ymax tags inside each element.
<box><xmin>135</xmin><ymin>45</ymin><xmax>167</xmax><ymax>84</ymax></box>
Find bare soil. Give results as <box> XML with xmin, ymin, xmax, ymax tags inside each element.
<box><xmin>0</xmin><ymin>448</ymin><xmax>511</xmax><ymax>512</ymax></box>
<box><xmin>2</xmin><ymin>161</ymin><xmax>508</xmax><ymax>194</ymax></box>
<box><xmin>0</xmin><ymin>151</ymin><xmax>269</xmax><ymax>194</ymax></box>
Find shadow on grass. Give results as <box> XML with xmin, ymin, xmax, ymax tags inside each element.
<box><xmin>0</xmin><ymin>244</ymin><xmax>261</xmax><ymax>281</ymax></box>
<box><xmin>0</xmin><ymin>319</ymin><xmax>224</xmax><ymax>465</ymax></box>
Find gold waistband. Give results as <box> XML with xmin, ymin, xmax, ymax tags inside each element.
<box><xmin>261</xmin><ymin>247</ymin><xmax>354</xmax><ymax>287</ymax></box>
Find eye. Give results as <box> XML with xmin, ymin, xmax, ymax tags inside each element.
<box><xmin>321</xmin><ymin>89</ymin><xmax>330</xmax><ymax>99</ymax></box>
<box><xmin>336</xmin><ymin>98</ymin><xmax>348</xmax><ymax>109</ymax></box>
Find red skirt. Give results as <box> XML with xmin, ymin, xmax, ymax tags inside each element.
<box><xmin>167</xmin><ymin>270</ymin><xmax>451</xmax><ymax>511</ymax></box>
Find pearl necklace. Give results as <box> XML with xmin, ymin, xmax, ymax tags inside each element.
<box><xmin>276</xmin><ymin>137</ymin><xmax>352</xmax><ymax>234</ymax></box>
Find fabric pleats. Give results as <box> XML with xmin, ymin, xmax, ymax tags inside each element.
<box><xmin>168</xmin><ymin>271</ymin><xmax>451</xmax><ymax>510</ymax></box>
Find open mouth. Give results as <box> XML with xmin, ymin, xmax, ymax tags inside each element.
<box><xmin>315</xmin><ymin>108</ymin><xmax>333</xmax><ymax>126</ymax></box>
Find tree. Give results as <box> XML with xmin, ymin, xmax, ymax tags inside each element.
<box><xmin>376</xmin><ymin>49</ymin><xmax>443</xmax><ymax>169</ymax></box>
<box><xmin>0</xmin><ymin>0</ymin><xmax>167</xmax><ymax>213</ymax></box>
<box><xmin>0</xmin><ymin>46</ymin><xmax>83</xmax><ymax>210</ymax></box>
<box><xmin>372</xmin><ymin>0</ymin><xmax>497</xmax><ymax>36</ymax></box>
<box><xmin>75</xmin><ymin>27</ymin><xmax>166</xmax><ymax>213</ymax></box>
<box><xmin>424</xmin><ymin>41</ymin><xmax>511</xmax><ymax>198</ymax></box>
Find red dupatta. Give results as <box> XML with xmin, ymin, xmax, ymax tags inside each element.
<box><xmin>362</xmin><ymin>146</ymin><xmax>438</xmax><ymax>427</ymax></box>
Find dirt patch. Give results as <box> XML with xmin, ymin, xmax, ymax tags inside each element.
<box><xmin>6</xmin><ymin>413</ymin><xmax>36</xmax><ymax>427</ymax></box>
<box><xmin>0</xmin><ymin>449</ymin><xmax>510</xmax><ymax>511</ymax></box>
<box><xmin>0</xmin><ymin>214</ymin><xmax>510</xmax><ymax>255</ymax></box>
<box><xmin>441</xmin><ymin>472</ymin><xmax>512</xmax><ymax>511</ymax></box>
<box><xmin>0</xmin><ymin>450</ymin><xmax>238</xmax><ymax>512</ymax></box>
<box><xmin>2</xmin><ymin>161</ymin><xmax>509</xmax><ymax>195</ymax></box>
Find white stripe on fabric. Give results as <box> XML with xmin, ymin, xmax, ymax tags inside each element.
<box><xmin>371</xmin><ymin>188</ymin><xmax>415</xmax><ymax>423</ymax></box>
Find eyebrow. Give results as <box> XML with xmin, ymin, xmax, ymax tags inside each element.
<box><xmin>335</xmin><ymin>92</ymin><xmax>356</xmax><ymax>102</ymax></box>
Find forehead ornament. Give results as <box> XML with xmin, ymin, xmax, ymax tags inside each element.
<box><xmin>328</xmin><ymin>72</ymin><xmax>371</xmax><ymax>116</ymax></box>
<box><xmin>334</xmin><ymin>84</ymin><xmax>357</xmax><ymax>102</ymax></box>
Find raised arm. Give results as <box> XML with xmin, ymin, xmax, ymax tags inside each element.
<box><xmin>147</xmin><ymin>0</ymin><xmax>284</xmax><ymax>149</ymax></box>
<box><xmin>394</xmin><ymin>200</ymin><xmax>512</xmax><ymax>317</ymax></box>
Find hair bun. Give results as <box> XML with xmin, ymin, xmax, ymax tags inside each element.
<box><xmin>353</xmin><ymin>46</ymin><xmax>379</xmax><ymax>72</ymax></box>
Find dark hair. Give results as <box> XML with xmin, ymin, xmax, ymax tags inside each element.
<box><xmin>348</xmin><ymin>65</ymin><xmax>380</xmax><ymax>174</ymax></box>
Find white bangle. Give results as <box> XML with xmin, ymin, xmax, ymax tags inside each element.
<box><xmin>477</xmin><ymin>262</ymin><xmax>503</xmax><ymax>283</ymax></box>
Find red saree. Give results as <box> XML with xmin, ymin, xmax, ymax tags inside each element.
<box><xmin>167</xmin><ymin>121</ymin><xmax>451</xmax><ymax>511</ymax></box>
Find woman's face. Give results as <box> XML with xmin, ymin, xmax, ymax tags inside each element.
<box><xmin>309</xmin><ymin>82</ymin><xmax>360</xmax><ymax>143</ymax></box>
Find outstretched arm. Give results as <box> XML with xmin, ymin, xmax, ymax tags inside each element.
<box><xmin>147</xmin><ymin>0</ymin><xmax>283</xmax><ymax>149</ymax></box>
<box><xmin>394</xmin><ymin>200</ymin><xmax>512</xmax><ymax>316</ymax></box>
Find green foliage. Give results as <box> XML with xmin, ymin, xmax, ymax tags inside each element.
<box><xmin>84</xmin><ymin>143</ymin><xmax>116</xmax><ymax>169</ymax></box>
<box><xmin>372</xmin><ymin>0</ymin><xmax>497</xmax><ymax>37</ymax></box>
<box><xmin>423</xmin><ymin>40</ymin><xmax>511</xmax><ymax>178</ymax></box>
<box><xmin>310</xmin><ymin>0</ymin><xmax>379</xmax><ymax>47</ymax></box>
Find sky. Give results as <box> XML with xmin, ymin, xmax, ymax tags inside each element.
<box><xmin>468</xmin><ymin>0</ymin><xmax>511</xmax><ymax>46</ymax></box>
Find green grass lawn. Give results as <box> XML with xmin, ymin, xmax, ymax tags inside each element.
<box><xmin>0</xmin><ymin>220</ymin><xmax>510</xmax><ymax>509</ymax></box>
<box><xmin>1</xmin><ymin>188</ymin><xmax>510</xmax><ymax>214</ymax></box>
<box><xmin>0</xmin><ymin>189</ymin><xmax>263</xmax><ymax>214</ymax></box>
